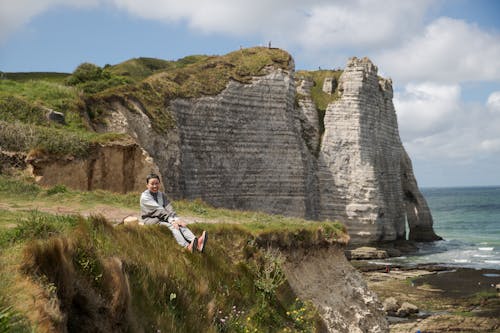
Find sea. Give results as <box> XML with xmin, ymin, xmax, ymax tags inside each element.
<box><xmin>378</xmin><ymin>186</ymin><xmax>500</xmax><ymax>270</ymax></box>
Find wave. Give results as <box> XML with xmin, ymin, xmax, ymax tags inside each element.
<box><xmin>453</xmin><ymin>259</ymin><xmax>470</xmax><ymax>263</ymax></box>
<box><xmin>478</xmin><ymin>247</ymin><xmax>494</xmax><ymax>251</ymax></box>
<box><xmin>484</xmin><ymin>260</ymin><xmax>500</xmax><ymax>264</ymax></box>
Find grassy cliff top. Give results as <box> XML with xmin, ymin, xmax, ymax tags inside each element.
<box><xmin>86</xmin><ymin>47</ymin><xmax>294</xmax><ymax>132</ymax></box>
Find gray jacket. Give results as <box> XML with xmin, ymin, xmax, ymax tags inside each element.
<box><xmin>140</xmin><ymin>190</ymin><xmax>177</xmax><ymax>224</ymax></box>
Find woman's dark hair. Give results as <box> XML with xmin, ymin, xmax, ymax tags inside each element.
<box><xmin>146</xmin><ymin>173</ymin><xmax>160</xmax><ymax>184</ymax></box>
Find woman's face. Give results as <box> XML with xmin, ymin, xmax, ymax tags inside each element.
<box><xmin>147</xmin><ymin>178</ymin><xmax>160</xmax><ymax>193</ymax></box>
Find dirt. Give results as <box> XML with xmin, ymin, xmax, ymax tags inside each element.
<box><xmin>0</xmin><ymin>201</ymin><xmax>216</xmax><ymax>226</ymax></box>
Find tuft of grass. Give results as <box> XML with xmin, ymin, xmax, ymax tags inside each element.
<box><xmin>0</xmin><ymin>302</ymin><xmax>29</xmax><ymax>333</ymax></box>
<box><xmin>0</xmin><ymin>176</ymin><xmax>41</xmax><ymax>197</ymax></box>
<box><xmin>0</xmin><ymin>79</ymin><xmax>85</xmax><ymax>129</ymax></box>
<box><xmin>0</xmin><ymin>211</ymin><xmax>80</xmax><ymax>248</ymax></box>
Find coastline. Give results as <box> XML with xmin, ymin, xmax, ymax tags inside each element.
<box><xmin>354</xmin><ymin>261</ymin><xmax>500</xmax><ymax>332</ymax></box>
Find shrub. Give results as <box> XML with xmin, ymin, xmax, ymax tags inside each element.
<box><xmin>0</xmin><ymin>96</ymin><xmax>47</xmax><ymax>124</ymax></box>
<box><xmin>66</xmin><ymin>62</ymin><xmax>132</xmax><ymax>94</ymax></box>
<box><xmin>66</xmin><ymin>63</ymin><xmax>109</xmax><ymax>85</ymax></box>
<box><xmin>46</xmin><ymin>184</ymin><xmax>68</xmax><ymax>195</ymax></box>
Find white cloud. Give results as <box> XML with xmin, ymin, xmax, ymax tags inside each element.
<box><xmin>398</xmin><ymin>87</ymin><xmax>500</xmax><ymax>162</ymax></box>
<box><xmin>479</xmin><ymin>138</ymin><xmax>500</xmax><ymax>153</ymax></box>
<box><xmin>296</xmin><ymin>1</ymin><xmax>430</xmax><ymax>50</ymax></box>
<box><xmin>0</xmin><ymin>0</ymin><xmax>433</xmax><ymax>51</ymax></box>
<box><xmin>377</xmin><ymin>17</ymin><xmax>500</xmax><ymax>84</ymax></box>
<box><xmin>395</xmin><ymin>82</ymin><xmax>461</xmax><ymax>140</ymax></box>
<box><xmin>487</xmin><ymin>91</ymin><xmax>500</xmax><ymax>112</ymax></box>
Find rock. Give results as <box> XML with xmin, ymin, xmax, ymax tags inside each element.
<box><xmin>285</xmin><ymin>247</ymin><xmax>389</xmax><ymax>332</ymax></box>
<box><xmin>317</xmin><ymin>56</ymin><xmax>438</xmax><ymax>243</ymax></box>
<box><xmin>46</xmin><ymin>109</ymin><xmax>66</xmax><ymax>125</ymax></box>
<box><xmin>322</xmin><ymin>77</ymin><xmax>337</xmax><ymax>94</ymax></box>
<box><xmin>383</xmin><ymin>297</ymin><xmax>399</xmax><ymax>316</ymax></box>
<box><xmin>122</xmin><ymin>215</ymin><xmax>139</xmax><ymax>225</ymax></box>
<box><xmin>345</xmin><ymin>247</ymin><xmax>388</xmax><ymax>260</ymax></box>
<box><xmin>396</xmin><ymin>302</ymin><xmax>419</xmax><ymax>317</ymax></box>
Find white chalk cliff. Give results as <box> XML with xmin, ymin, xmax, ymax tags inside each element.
<box><xmin>85</xmin><ymin>54</ymin><xmax>441</xmax><ymax>244</ymax></box>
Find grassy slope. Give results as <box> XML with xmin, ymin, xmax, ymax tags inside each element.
<box><xmin>0</xmin><ymin>176</ymin><xmax>346</xmax><ymax>332</ymax></box>
<box><xmin>1</xmin><ymin>47</ymin><xmax>294</xmax><ymax>154</ymax></box>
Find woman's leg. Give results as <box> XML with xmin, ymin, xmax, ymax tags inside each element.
<box><xmin>159</xmin><ymin>221</ymin><xmax>192</xmax><ymax>247</ymax></box>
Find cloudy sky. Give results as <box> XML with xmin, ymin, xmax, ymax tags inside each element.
<box><xmin>1</xmin><ymin>0</ymin><xmax>500</xmax><ymax>187</ymax></box>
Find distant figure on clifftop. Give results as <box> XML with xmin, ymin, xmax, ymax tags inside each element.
<box><xmin>140</xmin><ymin>173</ymin><xmax>207</xmax><ymax>253</ymax></box>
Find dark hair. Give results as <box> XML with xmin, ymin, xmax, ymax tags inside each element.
<box><xmin>146</xmin><ymin>173</ymin><xmax>160</xmax><ymax>184</ymax></box>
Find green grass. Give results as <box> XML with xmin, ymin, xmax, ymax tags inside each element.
<box><xmin>1</xmin><ymin>72</ymin><xmax>70</xmax><ymax>83</ymax></box>
<box><xmin>295</xmin><ymin>69</ymin><xmax>343</xmax><ymax>141</ymax></box>
<box><xmin>0</xmin><ymin>79</ymin><xmax>84</xmax><ymax>129</ymax></box>
<box><xmin>0</xmin><ymin>120</ymin><xmax>129</xmax><ymax>157</ymax></box>
<box><xmin>106</xmin><ymin>57</ymin><xmax>177</xmax><ymax>80</ymax></box>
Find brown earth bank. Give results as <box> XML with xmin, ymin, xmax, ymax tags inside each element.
<box><xmin>356</xmin><ymin>262</ymin><xmax>500</xmax><ymax>333</ymax></box>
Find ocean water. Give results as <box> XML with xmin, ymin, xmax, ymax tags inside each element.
<box><xmin>381</xmin><ymin>186</ymin><xmax>500</xmax><ymax>269</ymax></box>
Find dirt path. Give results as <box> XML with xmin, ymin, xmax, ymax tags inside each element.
<box><xmin>0</xmin><ymin>201</ymin><xmax>218</xmax><ymax>225</ymax></box>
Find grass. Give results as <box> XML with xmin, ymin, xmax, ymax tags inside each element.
<box><xmin>0</xmin><ymin>176</ymin><xmax>345</xmax><ymax>332</ymax></box>
<box><xmin>0</xmin><ymin>79</ymin><xmax>85</xmax><ymax>129</ymax></box>
<box><xmin>1</xmin><ymin>72</ymin><xmax>70</xmax><ymax>83</ymax></box>
<box><xmin>295</xmin><ymin>69</ymin><xmax>343</xmax><ymax>140</ymax></box>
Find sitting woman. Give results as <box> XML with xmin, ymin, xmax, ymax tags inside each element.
<box><xmin>140</xmin><ymin>173</ymin><xmax>207</xmax><ymax>252</ymax></box>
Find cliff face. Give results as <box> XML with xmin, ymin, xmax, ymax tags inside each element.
<box><xmin>37</xmin><ymin>52</ymin><xmax>438</xmax><ymax>244</ymax></box>
<box><xmin>284</xmin><ymin>247</ymin><xmax>388</xmax><ymax>332</ymax></box>
<box><xmin>170</xmin><ymin>68</ymin><xmax>319</xmax><ymax>217</ymax></box>
<box><xmin>317</xmin><ymin>58</ymin><xmax>412</xmax><ymax>243</ymax></box>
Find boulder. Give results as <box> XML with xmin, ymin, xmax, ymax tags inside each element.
<box><xmin>383</xmin><ymin>297</ymin><xmax>399</xmax><ymax>316</ymax></box>
<box><xmin>345</xmin><ymin>247</ymin><xmax>388</xmax><ymax>260</ymax></box>
<box><xmin>396</xmin><ymin>302</ymin><xmax>419</xmax><ymax>317</ymax></box>
<box><xmin>46</xmin><ymin>109</ymin><xmax>66</xmax><ymax>125</ymax></box>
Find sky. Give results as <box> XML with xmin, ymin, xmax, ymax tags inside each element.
<box><xmin>1</xmin><ymin>0</ymin><xmax>500</xmax><ymax>188</ymax></box>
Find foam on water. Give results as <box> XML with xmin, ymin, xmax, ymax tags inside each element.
<box><xmin>371</xmin><ymin>187</ymin><xmax>500</xmax><ymax>269</ymax></box>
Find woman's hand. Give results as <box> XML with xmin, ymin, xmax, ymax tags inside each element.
<box><xmin>172</xmin><ymin>220</ymin><xmax>187</xmax><ymax>229</ymax></box>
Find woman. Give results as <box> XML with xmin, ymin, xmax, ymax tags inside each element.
<box><xmin>140</xmin><ymin>173</ymin><xmax>207</xmax><ymax>252</ymax></box>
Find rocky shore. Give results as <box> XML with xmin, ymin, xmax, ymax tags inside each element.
<box><xmin>350</xmin><ymin>251</ymin><xmax>500</xmax><ymax>332</ymax></box>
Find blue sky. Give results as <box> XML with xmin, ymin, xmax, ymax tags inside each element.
<box><xmin>1</xmin><ymin>0</ymin><xmax>500</xmax><ymax>187</ymax></box>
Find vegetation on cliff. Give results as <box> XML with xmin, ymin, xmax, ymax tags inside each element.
<box><xmin>1</xmin><ymin>47</ymin><xmax>295</xmax><ymax>154</ymax></box>
<box><xmin>0</xmin><ymin>176</ymin><xmax>346</xmax><ymax>332</ymax></box>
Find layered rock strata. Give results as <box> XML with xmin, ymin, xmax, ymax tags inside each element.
<box><xmin>170</xmin><ymin>69</ymin><xmax>319</xmax><ymax>216</ymax></box>
<box><xmin>317</xmin><ymin>57</ymin><xmax>440</xmax><ymax>243</ymax></box>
